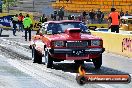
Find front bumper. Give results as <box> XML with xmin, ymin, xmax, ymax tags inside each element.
<box><xmin>49</xmin><ymin>48</ymin><xmax>105</xmax><ymax>54</ymax></box>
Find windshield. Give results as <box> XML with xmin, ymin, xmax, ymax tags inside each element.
<box><xmin>46</xmin><ymin>22</ymin><xmax>89</xmax><ymax>34</ymax></box>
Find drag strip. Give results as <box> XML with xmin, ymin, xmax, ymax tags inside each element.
<box><xmin>0</xmin><ymin>55</ymin><xmax>49</xmax><ymax>88</ymax></box>
<box><xmin>0</xmin><ymin>37</ymin><xmax>132</xmax><ymax>88</ymax></box>
<box><xmin>0</xmin><ymin>37</ymin><xmax>102</xmax><ymax>88</ymax></box>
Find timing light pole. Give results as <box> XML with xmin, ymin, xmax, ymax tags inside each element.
<box><xmin>0</xmin><ymin>0</ymin><xmax>2</xmax><ymax>13</ymax></box>
<box><xmin>6</xmin><ymin>0</ymin><xmax>9</xmax><ymax>13</ymax></box>
<box><xmin>112</xmin><ymin>0</ymin><xmax>114</xmax><ymax>8</ymax></box>
<box><xmin>33</xmin><ymin>0</ymin><xmax>35</xmax><ymax>11</ymax></box>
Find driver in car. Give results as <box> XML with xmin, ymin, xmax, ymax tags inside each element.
<box><xmin>47</xmin><ymin>23</ymin><xmax>62</xmax><ymax>34</ymax></box>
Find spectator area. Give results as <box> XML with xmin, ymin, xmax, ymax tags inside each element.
<box><xmin>52</xmin><ymin>0</ymin><xmax>132</xmax><ymax>13</ymax></box>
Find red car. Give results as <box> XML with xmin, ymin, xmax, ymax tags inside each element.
<box><xmin>30</xmin><ymin>20</ymin><xmax>105</xmax><ymax>69</ymax></box>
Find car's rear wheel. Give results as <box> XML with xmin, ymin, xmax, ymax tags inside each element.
<box><xmin>92</xmin><ymin>54</ymin><xmax>102</xmax><ymax>69</ymax></box>
<box><xmin>45</xmin><ymin>49</ymin><xmax>53</xmax><ymax>68</ymax></box>
<box><xmin>33</xmin><ymin>48</ymin><xmax>42</xmax><ymax>64</ymax></box>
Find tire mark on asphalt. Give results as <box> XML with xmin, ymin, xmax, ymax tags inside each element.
<box><xmin>0</xmin><ymin>41</ymin><xmax>94</xmax><ymax>88</ymax></box>
<box><xmin>1</xmin><ymin>38</ymin><xmax>131</xmax><ymax>88</ymax></box>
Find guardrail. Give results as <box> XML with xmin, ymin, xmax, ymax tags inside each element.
<box><xmin>91</xmin><ymin>31</ymin><xmax>132</xmax><ymax>58</ymax></box>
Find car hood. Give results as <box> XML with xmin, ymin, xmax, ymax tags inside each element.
<box><xmin>44</xmin><ymin>33</ymin><xmax>102</xmax><ymax>41</ymax></box>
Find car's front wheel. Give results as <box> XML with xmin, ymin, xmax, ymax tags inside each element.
<box><xmin>45</xmin><ymin>49</ymin><xmax>53</xmax><ymax>68</ymax></box>
<box><xmin>33</xmin><ymin>47</ymin><xmax>42</xmax><ymax>64</ymax></box>
<box><xmin>29</xmin><ymin>45</ymin><xmax>32</xmax><ymax>49</ymax></box>
<box><xmin>92</xmin><ymin>54</ymin><xmax>102</xmax><ymax>69</ymax></box>
<box><xmin>0</xmin><ymin>28</ymin><xmax>2</xmax><ymax>36</ymax></box>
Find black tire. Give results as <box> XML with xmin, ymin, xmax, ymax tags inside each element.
<box><xmin>29</xmin><ymin>45</ymin><xmax>32</xmax><ymax>49</ymax></box>
<box><xmin>32</xmin><ymin>47</ymin><xmax>34</xmax><ymax>58</ymax></box>
<box><xmin>0</xmin><ymin>29</ymin><xmax>2</xmax><ymax>36</ymax></box>
<box><xmin>76</xmin><ymin>76</ymin><xmax>87</xmax><ymax>85</ymax></box>
<box><xmin>33</xmin><ymin>48</ymin><xmax>42</xmax><ymax>64</ymax></box>
<box><xmin>45</xmin><ymin>50</ymin><xmax>53</xmax><ymax>68</ymax></box>
<box><xmin>92</xmin><ymin>54</ymin><xmax>102</xmax><ymax>69</ymax></box>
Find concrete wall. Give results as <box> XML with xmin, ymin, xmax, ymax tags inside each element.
<box><xmin>91</xmin><ymin>31</ymin><xmax>132</xmax><ymax>58</ymax></box>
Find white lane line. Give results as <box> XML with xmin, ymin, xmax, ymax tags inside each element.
<box><xmin>97</xmin><ymin>84</ymin><xmax>114</xmax><ymax>88</ymax></box>
<box><xmin>66</xmin><ymin>72</ymin><xmax>76</xmax><ymax>76</ymax></box>
<box><xmin>1</xmin><ymin>38</ymin><xmax>29</xmax><ymax>46</ymax></box>
<box><xmin>12</xmin><ymin>41</ymin><xmax>29</xmax><ymax>46</ymax></box>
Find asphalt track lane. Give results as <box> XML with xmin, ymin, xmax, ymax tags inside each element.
<box><xmin>101</xmin><ymin>53</ymin><xmax>132</xmax><ymax>88</ymax></box>
<box><xmin>0</xmin><ymin>41</ymin><xmax>132</xmax><ymax>88</ymax></box>
<box><xmin>0</xmin><ymin>55</ymin><xmax>48</xmax><ymax>88</ymax></box>
<box><xmin>103</xmin><ymin>52</ymin><xmax>132</xmax><ymax>74</ymax></box>
<box><xmin>4</xmin><ymin>49</ymin><xmax>132</xmax><ymax>88</ymax></box>
<box><xmin>0</xmin><ymin>39</ymin><xmax>103</xmax><ymax>88</ymax></box>
<box><xmin>0</xmin><ymin>30</ymin><xmax>132</xmax><ymax>88</ymax></box>
<box><xmin>0</xmin><ymin>49</ymin><xmax>103</xmax><ymax>88</ymax></box>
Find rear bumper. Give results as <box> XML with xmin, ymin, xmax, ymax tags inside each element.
<box><xmin>49</xmin><ymin>48</ymin><xmax>105</xmax><ymax>54</ymax></box>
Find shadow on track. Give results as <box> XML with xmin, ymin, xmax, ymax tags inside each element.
<box><xmin>51</xmin><ymin>62</ymin><xmax>128</xmax><ymax>75</ymax></box>
<box><xmin>0</xmin><ymin>35</ymin><xmax>9</xmax><ymax>37</ymax></box>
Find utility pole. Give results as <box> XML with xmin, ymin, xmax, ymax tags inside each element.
<box><xmin>33</xmin><ymin>0</ymin><xmax>35</xmax><ymax>11</ymax></box>
<box><xmin>0</xmin><ymin>0</ymin><xmax>2</xmax><ymax>13</ymax></box>
<box><xmin>6</xmin><ymin>0</ymin><xmax>9</xmax><ymax>13</ymax></box>
<box><xmin>112</xmin><ymin>0</ymin><xmax>114</xmax><ymax>8</ymax></box>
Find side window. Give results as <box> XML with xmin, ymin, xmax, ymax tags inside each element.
<box><xmin>46</xmin><ymin>23</ymin><xmax>53</xmax><ymax>34</ymax></box>
<box><xmin>79</xmin><ymin>23</ymin><xmax>88</xmax><ymax>32</ymax></box>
